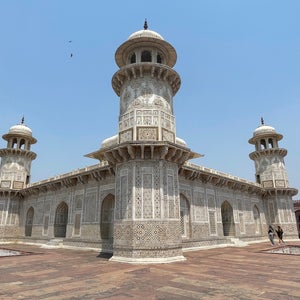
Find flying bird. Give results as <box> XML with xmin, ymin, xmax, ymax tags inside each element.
<box><xmin>68</xmin><ymin>40</ymin><xmax>73</xmax><ymax>58</ymax></box>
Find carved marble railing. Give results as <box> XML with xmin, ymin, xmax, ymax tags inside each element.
<box><xmin>27</xmin><ymin>161</ymin><xmax>110</xmax><ymax>188</ymax></box>
<box><xmin>182</xmin><ymin>162</ymin><xmax>297</xmax><ymax>196</ymax></box>
<box><xmin>184</xmin><ymin>161</ymin><xmax>260</xmax><ymax>186</ymax></box>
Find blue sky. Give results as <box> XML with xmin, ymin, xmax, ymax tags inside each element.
<box><xmin>0</xmin><ymin>1</ymin><xmax>299</xmax><ymax>197</ymax></box>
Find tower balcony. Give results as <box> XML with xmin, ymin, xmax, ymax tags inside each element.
<box><xmin>249</xmin><ymin>148</ymin><xmax>287</xmax><ymax>160</ymax></box>
<box><xmin>112</xmin><ymin>63</ymin><xmax>181</xmax><ymax>97</ymax></box>
<box><xmin>86</xmin><ymin>141</ymin><xmax>200</xmax><ymax>166</ymax></box>
<box><xmin>0</xmin><ymin>148</ymin><xmax>37</xmax><ymax>160</ymax></box>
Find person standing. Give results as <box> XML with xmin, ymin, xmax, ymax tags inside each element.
<box><xmin>275</xmin><ymin>225</ymin><xmax>284</xmax><ymax>244</ymax></box>
<box><xmin>268</xmin><ymin>225</ymin><xmax>275</xmax><ymax>246</ymax></box>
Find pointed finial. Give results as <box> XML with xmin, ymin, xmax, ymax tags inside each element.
<box><xmin>144</xmin><ymin>19</ymin><xmax>148</xmax><ymax>30</ymax></box>
<box><xmin>261</xmin><ymin>117</ymin><xmax>264</xmax><ymax>125</ymax></box>
<box><xmin>21</xmin><ymin>116</ymin><xmax>25</xmax><ymax>124</ymax></box>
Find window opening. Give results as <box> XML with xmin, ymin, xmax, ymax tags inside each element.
<box><xmin>268</xmin><ymin>138</ymin><xmax>274</xmax><ymax>148</ymax></box>
<box><xmin>130</xmin><ymin>53</ymin><xmax>136</xmax><ymax>63</ymax></box>
<box><xmin>20</xmin><ymin>139</ymin><xmax>26</xmax><ymax>150</ymax></box>
<box><xmin>141</xmin><ymin>50</ymin><xmax>151</xmax><ymax>62</ymax></box>
<box><xmin>157</xmin><ymin>54</ymin><xmax>162</xmax><ymax>63</ymax></box>
<box><xmin>12</xmin><ymin>138</ymin><xmax>18</xmax><ymax>149</ymax></box>
<box><xmin>260</xmin><ymin>139</ymin><xmax>267</xmax><ymax>150</ymax></box>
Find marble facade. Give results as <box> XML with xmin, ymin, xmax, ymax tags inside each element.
<box><xmin>0</xmin><ymin>24</ymin><xmax>298</xmax><ymax>263</ymax></box>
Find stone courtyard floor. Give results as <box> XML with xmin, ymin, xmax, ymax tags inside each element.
<box><xmin>0</xmin><ymin>241</ymin><xmax>299</xmax><ymax>300</ymax></box>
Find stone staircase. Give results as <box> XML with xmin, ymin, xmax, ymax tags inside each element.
<box><xmin>45</xmin><ymin>239</ymin><xmax>63</xmax><ymax>247</ymax></box>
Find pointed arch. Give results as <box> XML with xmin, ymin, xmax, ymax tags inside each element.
<box><xmin>100</xmin><ymin>194</ymin><xmax>115</xmax><ymax>240</ymax></box>
<box><xmin>180</xmin><ymin>194</ymin><xmax>191</xmax><ymax>238</ymax></box>
<box><xmin>25</xmin><ymin>207</ymin><xmax>34</xmax><ymax>237</ymax></box>
<box><xmin>253</xmin><ymin>205</ymin><xmax>261</xmax><ymax>234</ymax></box>
<box><xmin>54</xmin><ymin>202</ymin><xmax>68</xmax><ymax>238</ymax></box>
<box><xmin>221</xmin><ymin>201</ymin><xmax>235</xmax><ymax>236</ymax></box>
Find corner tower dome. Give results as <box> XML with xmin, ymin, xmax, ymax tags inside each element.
<box><xmin>3</xmin><ymin>117</ymin><xmax>37</xmax><ymax>144</ymax></box>
<box><xmin>0</xmin><ymin>117</ymin><xmax>37</xmax><ymax>189</ymax></box>
<box><xmin>249</xmin><ymin>118</ymin><xmax>282</xmax><ymax>144</ymax></box>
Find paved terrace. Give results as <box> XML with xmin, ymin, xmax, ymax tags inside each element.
<box><xmin>0</xmin><ymin>241</ymin><xmax>299</xmax><ymax>299</ymax></box>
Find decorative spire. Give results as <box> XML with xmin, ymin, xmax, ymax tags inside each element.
<box><xmin>21</xmin><ymin>116</ymin><xmax>25</xmax><ymax>124</ymax></box>
<box><xmin>261</xmin><ymin>117</ymin><xmax>264</xmax><ymax>125</ymax></box>
<box><xmin>144</xmin><ymin>19</ymin><xmax>148</xmax><ymax>30</ymax></box>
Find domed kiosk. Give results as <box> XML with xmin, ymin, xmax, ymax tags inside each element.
<box><xmin>0</xmin><ymin>117</ymin><xmax>37</xmax><ymax>190</ymax></box>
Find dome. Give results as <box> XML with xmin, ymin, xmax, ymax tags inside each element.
<box><xmin>101</xmin><ymin>134</ymin><xmax>118</xmax><ymax>148</ymax></box>
<box><xmin>249</xmin><ymin>120</ymin><xmax>283</xmax><ymax>144</ymax></box>
<box><xmin>9</xmin><ymin>124</ymin><xmax>33</xmax><ymax>137</ymax></box>
<box><xmin>253</xmin><ymin>125</ymin><xmax>276</xmax><ymax>137</ymax></box>
<box><xmin>128</xmin><ymin>29</ymin><xmax>164</xmax><ymax>41</ymax></box>
<box><xmin>175</xmin><ymin>136</ymin><xmax>187</xmax><ymax>146</ymax></box>
<box><xmin>2</xmin><ymin>118</ymin><xmax>37</xmax><ymax>144</ymax></box>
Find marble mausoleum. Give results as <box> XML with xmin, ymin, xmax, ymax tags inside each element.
<box><xmin>0</xmin><ymin>23</ymin><xmax>298</xmax><ymax>263</ymax></box>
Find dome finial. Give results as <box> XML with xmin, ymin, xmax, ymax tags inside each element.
<box><xmin>144</xmin><ymin>19</ymin><xmax>148</xmax><ymax>30</ymax></box>
<box><xmin>261</xmin><ymin>117</ymin><xmax>264</xmax><ymax>125</ymax></box>
<box><xmin>21</xmin><ymin>116</ymin><xmax>25</xmax><ymax>125</ymax></box>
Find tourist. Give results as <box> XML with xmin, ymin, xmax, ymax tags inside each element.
<box><xmin>275</xmin><ymin>225</ymin><xmax>284</xmax><ymax>244</ymax></box>
<box><xmin>268</xmin><ymin>225</ymin><xmax>275</xmax><ymax>246</ymax></box>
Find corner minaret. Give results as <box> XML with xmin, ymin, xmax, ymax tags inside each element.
<box><xmin>248</xmin><ymin>118</ymin><xmax>292</xmax><ymax>189</ymax></box>
<box><xmin>87</xmin><ymin>23</ymin><xmax>199</xmax><ymax>263</ymax></box>
<box><xmin>249</xmin><ymin>119</ymin><xmax>297</xmax><ymax>236</ymax></box>
<box><xmin>0</xmin><ymin>118</ymin><xmax>37</xmax><ymax>190</ymax></box>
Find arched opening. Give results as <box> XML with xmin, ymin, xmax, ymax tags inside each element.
<box><xmin>12</xmin><ymin>138</ymin><xmax>18</xmax><ymax>149</ymax></box>
<box><xmin>180</xmin><ymin>194</ymin><xmax>191</xmax><ymax>238</ymax></box>
<box><xmin>268</xmin><ymin>138</ymin><xmax>274</xmax><ymax>148</ymax></box>
<box><xmin>25</xmin><ymin>207</ymin><xmax>34</xmax><ymax>237</ymax></box>
<box><xmin>256</xmin><ymin>174</ymin><xmax>261</xmax><ymax>184</ymax></box>
<box><xmin>130</xmin><ymin>53</ymin><xmax>136</xmax><ymax>63</ymax></box>
<box><xmin>141</xmin><ymin>50</ymin><xmax>152</xmax><ymax>62</ymax></box>
<box><xmin>54</xmin><ymin>202</ymin><xmax>68</xmax><ymax>238</ymax></box>
<box><xmin>20</xmin><ymin>139</ymin><xmax>26</xmax><ymax>150</ymax></box>
<box><xmin>100</xmin><ymin>194</ymin><xmax>115</xmax><ymax>240</ymax></box>
<box><xmin>157</xmin><ymin>54</ymin><xmax>162</xmax><ymax>63</ymax></box>
<box><xmin>260</xmin><ymin>139</ymin><xmax>267</xmax><ymax>150</ymax></box>
<box><xmin>221</xmin><ymin>201</ymin><xmax>235</xmax><ymax>236</ymax></box>
<box><xmin>253</xmin><ymin>205</ymin><xmax>261</xmax><ymax>234</ymax></box>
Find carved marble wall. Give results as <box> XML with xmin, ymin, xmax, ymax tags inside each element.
<box><xmin>254</xmin><ymin>155</ymin><xmax>289</xmax><ymax>188</ymax></box>
<box><xmin>118</xmin><ymin>76</ymin><xmax>175</xmax><ymax>143</ymax></box>
<box><xmin>0</xmin><ymin>155</ymin><xmax>32</xmax><ymax>189</ymax></box>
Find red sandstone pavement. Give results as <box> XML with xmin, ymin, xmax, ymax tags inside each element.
<box><xmin>0</xmin><ymin>241</ymin><xmax>299</xmax><ymax>300</ymax></box>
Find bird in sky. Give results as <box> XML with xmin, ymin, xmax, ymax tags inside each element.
<box><xmin>68</xmin><ymin>40</ymin><xmax>73</xmax><ymax>57</ymax></box>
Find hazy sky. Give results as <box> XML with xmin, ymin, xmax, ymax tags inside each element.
<box><xmin>0</xmin><ymin>1</ymin><xmax>299</xmax><ymax>197</ymax></box>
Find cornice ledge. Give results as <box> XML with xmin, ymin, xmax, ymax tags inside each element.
<box><xmin>181</xmin><ymin>162</ymin><xmax>263</xmax><ymax>194</ymax></box>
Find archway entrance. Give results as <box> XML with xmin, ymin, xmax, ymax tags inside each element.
<box><xmin>54</xmin><ymin>202</ymin><xmax>68</xmax><ymax>238</ymax></box>
<box><xmin>253</xmin><ymin>205</ymin><xmax>261</xmax><ymax>234</ymax></box>
<box><xmin>180</xmin><ymin>194</ymin><xmax>190</xmax><ymax>238</ymax></box>
<box><xmin>25</xmin><ymin>207</ymin><xmax>34</xmax><ymax>237</ymax></box>
<box><xmin>100</xmin><ymin>194</ymin><xmax>115</xmax><ymax>240</ymax></box>
<box><xmin>221</xmin><ymin>201</ymin><xmax>235</xmax><ymax>236</ymax></box>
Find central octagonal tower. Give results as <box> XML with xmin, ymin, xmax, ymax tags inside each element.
<box><xmin>88</xmin><ymin>22</ymin><xmax>199</xmax><ymax>263</ymax></box>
